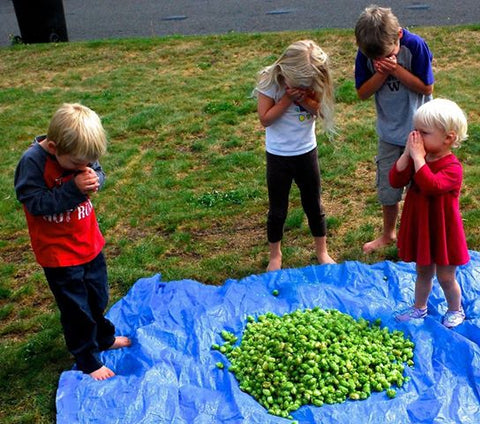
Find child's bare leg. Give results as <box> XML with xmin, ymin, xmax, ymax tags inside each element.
<box><xmin>414</xmin><ymin>264</ymin><xmax>435</xmax><ymax>309</ymax></box>
<box><xmin>267</xmin><ymin>241</ymin><xmax>282</xmax><ymax>271</ymax></box>
<box><xmin>363</xmin><ymin>204</ymin><xmax>398</xmax><ymax>254</ymax></box>
<box><xmin>315</xmin><ymin>236</ymin><xmax>336</xmax><ymax>264</ymax></box>
<box><xmin>437</xmin><ymin>265</ymin><xmax>462</xmax><ymax>311</ymax></box>
<box><xmin>90</xmin><ymin>365</ymin><xmax>116</xmax><ymax>381</ymax></box>
<box><xmin>109</xmin><ymin>336</ymin><xmax>132</xmax><ymax>350</ymax></box>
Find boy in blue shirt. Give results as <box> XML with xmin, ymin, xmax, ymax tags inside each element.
<box><xmin>354</xmin><ymin>5</ymin><xmax>434</xmax><ymax>253</ymax></box>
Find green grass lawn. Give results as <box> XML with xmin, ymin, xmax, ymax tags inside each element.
<box><xmin>1</xmin><ymin>26</ymin><xmax>479</xmax><ymax>422</ymax></box>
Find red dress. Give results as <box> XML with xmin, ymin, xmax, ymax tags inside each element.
<box><xmin>389</xmin><ymin>154</ymin><xmax>469</xmax><ymax>266</ymax></box>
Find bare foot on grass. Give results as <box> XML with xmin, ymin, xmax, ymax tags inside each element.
<box><xmin>317</xmin><ymin>253</ymin><xmax>336</xmax><ymax>264</ymax></box>
<box><xmin>363</xmin><ymin>236</ymin><xmax>396</xmax><ymax>254</ymax></box>
<box><xmin>90</xmin><ymin>365</ymin><xmax>116</xmax><ymax>381</ymax></box>
<box><xmin>109</xmin><ymin>336</ymin><xmax>132</xmax><ymax>350</ymax></box>
<box><xmin>267</xmin><ymin>256</ymin><xmax>282</xmax><ymax>272</ymax></box>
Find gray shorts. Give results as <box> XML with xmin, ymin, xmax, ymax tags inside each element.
<box><xmin>376</xmin><ymin>140</ymin><xmax>405</xmax><ymax>205</ymax></box>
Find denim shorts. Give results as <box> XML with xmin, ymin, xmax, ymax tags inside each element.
<box><xmin>376</xmin><ymin>140</ymin><xmax>405</xmax><ymax>205</ymax></box>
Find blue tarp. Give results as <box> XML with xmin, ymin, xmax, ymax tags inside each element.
<box><xmin>56</xmin><ymin>252</ymin><xmax>480</xmax><ymax>423</ymax></box>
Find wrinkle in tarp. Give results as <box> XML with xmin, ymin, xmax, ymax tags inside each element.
<box><xmin>57</xmin><ymin>253</ymin><xmax>480</xmax><ymax>423</ymax></box>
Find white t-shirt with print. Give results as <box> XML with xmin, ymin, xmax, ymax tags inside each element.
<box><xmin>257</xmin><ymin>85</ymin><xmax>316</xmax><ymax>156</ymax></box>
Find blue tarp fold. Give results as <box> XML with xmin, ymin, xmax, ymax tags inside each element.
<box><xmin>57</xmin><ymin>253</ymin><xmax>480</xmax><ymax>423</ymax></box>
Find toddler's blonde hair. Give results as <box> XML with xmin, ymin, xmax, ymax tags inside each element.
<box><xmin>47</xmin><ymin>103</ymin><xmax>107</xmax><ymax>161</ymax></box>
<box><xmin>256</xmin><ymin>39</ymin><xmax>335</xmax><ymax>132</ymax></box>
<box><xmin>414</xmin><ymin>99</ymin><xmax>468</xmax><ymax>148</ymax></box>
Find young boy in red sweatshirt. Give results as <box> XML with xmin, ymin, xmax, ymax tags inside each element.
<box><xmin>14</xmin><ymin>103</ymin><xmax>131</xmax><ymax>380</ymax></box>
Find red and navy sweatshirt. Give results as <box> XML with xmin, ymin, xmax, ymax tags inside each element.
<box><xmin>14</xmin><ymin>136</ymin><xmax>105</xmax><ymax>268</ymax></box>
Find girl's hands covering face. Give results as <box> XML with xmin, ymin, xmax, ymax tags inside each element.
<box><xmin>407</xmin><ymin>130</ymin><xmax>426</xmax><ymax>161</ymax></box>
<box><xmin>286</xmin><ymin>87</ymin><xmax>307</xmax><ymax>103</ymax></box>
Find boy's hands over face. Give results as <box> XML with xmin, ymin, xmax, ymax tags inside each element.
<box><xmin>373</xmin><ymin>55</ymin><xmax>397</xmax><ymax>75</ymax></box>
<box><xmin>74</xmin><ymin>167</ymin><xmax>100</xmax><ymax>194</ymax></box>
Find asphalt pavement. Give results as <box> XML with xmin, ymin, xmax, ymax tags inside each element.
<box><xmin>1</xmin><ymin>0</ymin><xmax>480</xmax><ymax>47</ymax></box>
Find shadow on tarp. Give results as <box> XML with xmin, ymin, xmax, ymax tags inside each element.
<box><xmin>56</xmin><ymin>252</ymin><xmax>480</xmax><ymax>423</ymax></box>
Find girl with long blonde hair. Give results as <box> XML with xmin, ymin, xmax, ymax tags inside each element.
<box><xmin>255</xmin><ymin>40</ymin><xmax>336</xmax><ymax>271</ymax></box>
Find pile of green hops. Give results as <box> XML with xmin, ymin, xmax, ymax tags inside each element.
<box><xmin>213</xmin><ymin>307</ymin><xmax>414</xmax><ymax>419</ymax></box>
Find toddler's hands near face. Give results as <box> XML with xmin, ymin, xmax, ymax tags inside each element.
<box><xmin>74</xmin><ymin>167</ymin><xmax>100</xmax><ymax>194</ymax></box>
<box><xmin>407</xmin><ymin>130</ymin><xmax>426</xmax><ymax>161</ymax></box>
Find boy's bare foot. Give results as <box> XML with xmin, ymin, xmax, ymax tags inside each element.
<box><xmin>318</xmin><ymin>253</ymin><xmax>336</xmax><ymax>264</ymax></box>
<box><xmin>88</xmin><ymin>337</ymin><xmax>131</xmax><ymax>380</ymax></box>
<box><xmin>90</xmin><ymin>365</ymin><xmax>115</xmax><ymax>381</ymax></box>
<box><xmin>363</xmin><ymin>236</ymin><xmax>396</xmax><ymax>254</ymax></box>
<box><xmin>109</xmin><ymin>336</ymin><xmax>132</xmax><ymax>350</ymax></box>
<box><xmin>267</xmin><ymin>256</ymin><xmax>282</xmax><ymax>272</ymax></box>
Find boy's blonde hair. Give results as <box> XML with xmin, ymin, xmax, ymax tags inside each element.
<box><xmin>414</xmin><ymin>99</ymin><xmax>468</xmax><ymax>147</ymax></box>
<box><xmin>256</xmin><ymin>39</ymin><xmax>335</xmax><ymax>132</ymax></box>
<box><xmin>47</xmin><ymin>103</ymin><xmax>107</xmax><ymax>161</ymax></box>
<box><xmin>355</xmin><ymin>5</ymin><xmax>400</xmax><ymax>59</ymax></box>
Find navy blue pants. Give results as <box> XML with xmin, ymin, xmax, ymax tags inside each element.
<box><xmin>266</xmin><ymin>147</ymin><xmax>327</xmax><ymax>243</ymax></box>
<box><xmin>43</xmin><ymin>252</ymin><xmax>116</xmax><ymax>373</ymax></box>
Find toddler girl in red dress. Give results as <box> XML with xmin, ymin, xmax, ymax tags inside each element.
<box><xmin>389</xmin><ymin>98</ymin><xmax>469</xmax><ymax>328</ymax></box>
